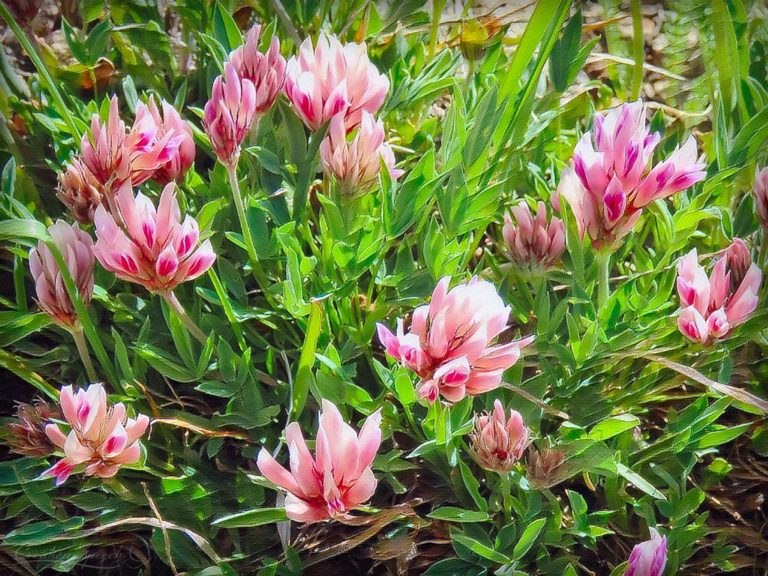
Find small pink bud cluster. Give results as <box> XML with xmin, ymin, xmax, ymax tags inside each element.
<box><xmin>502</xmin><ymin>201</ymin><xmax>565</xmax><ymax>270</ymax></box>
<box><xmin>59</xmin><ymin>96</ymin><xmax>195</xmax><ymax>223</ymax></box>
<box><xmin>676</xmin><ymin>239</ymin><xmax>762</xmax><ymax>345</ymax></box>
<box><xmin>377</xmin><ymin>276</ymin><xmax>534</xmax><ymax>403</ymax></box>
<box><xmin>257</xmin><ymin>400</ymin><xmax>381</xmax><ymax>523</ymax></box>
<box><xmin>43</xmin><ymin>384</ymin><xmax>149</xmax><ymax>484</ymax></box>
<box><xmin>93</xmin><ymin>182</ymin><xmax>216</xmax><ymax>294</ymax></box>
<box><xmin>204</xmin><ymin>25</ymin><xmax>286</xmax><ymax>167</ymax></box>
<box><xmin>470</xmin><ymin>399</ymin><xmax>531</xmax><ymax>472</ymax></box>
<box><xmin>28</xmin><ymin>221</ymin><xmax>94</xmax><ymax>328</ymax></box>
<box><xmin>557</xmin><ymin>101</ymin><xmax>706</xmax><ymax>250</ymax></box>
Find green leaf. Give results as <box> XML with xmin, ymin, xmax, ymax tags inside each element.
<box><xmin>212</xmin><ymin>2</ymin><xmax>243</xmax><ymax>52</ymax></box>
<box><xmin>212</xmin><ymin>508</ymin><xmax>288</xmax><ymax>528</ymax></box>
<box><xmin>451</xmin><ymin>531</ymin><xmax>510</xmax><ymax>564</ymax></box>
<box><xmin>428</xmin><ymin>507</ymin><xmax>489</xmax><ymax>523</ymax></box>
<box><xmin>292</xmin><ymin>300</ymin><xmax>324</xmax><ymax>418</ymax></box>
<box><xmin>512</xmin><ymin>517</ymin><xmax>547</xmax><ymax>560</ymax></box>
<box><xmin>616</xmin><ymin>463</ymin><xmax>666</xmax><ymax>500</ymax></box>
<box><xmin>588</xmin><ymin>414</ymin><xmax>641</xmax><ymax>442</ymax></box>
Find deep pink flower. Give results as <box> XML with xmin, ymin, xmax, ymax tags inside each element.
<box><xmin>284</xmin><ymin>33</ymin><xmax>389</xmax><ymax>132</ymax></box>
<box><xmin>557</xmin><ymin>101</ymin><xmax>706</xmax><ymax>250</ymax></box>
<box><xmin>28</xmin><ymin>221</ymin><xmax>94</xmax><ymax>328</ymax></box>
<box><xmin>502</xmin><ymin>201</ymin><xmax>565</xmax><ymax>270</ymax></box>
<box><xmin>142</xmin><ymin>96</ymin><xmax>195</xmax><ymax>184</ymax></box>
<box><xmin>377</xmin><ymin>277</ymin><xmax>534</xmax><ymax>403</ymax></box>
<box><xmin>257</xmin><ymin>400</ymin><xmax>381</xmax><ymax>523</ymax></box>
<box><xmin>93</xmin><ymin>181</ymin><xmax>216</xmax><ymax>293</ymax></box>
<box><xmin>470</xmin><ymin>399</ymin><xmax>531</xmax><ymax>472</ymax></box>
<box><xmin>320</xmin><ymin>111</ymin><xmax>402</xmax><ymax>194</ymax></box>
<box><xmin>676</xmin><ymin>239</ymin><xmax>762</xmax><ymax>344</ymax></box>
<box><xmin>625</xmin><ymin>527</ymin><xmax>667</xmax><ymax>576</ymax></box>
<box><xmin>754</xmin><ymin>165</ymin><xmax>768</xmax><ymax>229</ymax></box>
<box><xmin>42</xmin><ymin>384</ymin><xmax>149</xmax><ymax>484</ymax></box>
<box><xmin>228</xmin><ymin>24</ymin><xmax>286</xmax><ymax>116</ymax></box>
<box><xmin>81</xmin><ymin>96</ymin><xmax>182</xmax><ymax>189</ymax></box>
<box><xmin>203</xmin><ymin>63</ymin><xmax>257</xmax><ymax>167</ymax></box>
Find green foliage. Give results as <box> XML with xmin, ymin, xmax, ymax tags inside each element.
<box><xmin>1</xmin><ymin>1</ymin><xmax>767</xmax><ymax>575</ymax></box>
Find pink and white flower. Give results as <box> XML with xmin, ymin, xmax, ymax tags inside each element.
<box><xmin>502</xmin><ymin>201</ymin><xmax>565</xmax><ymax>270</ymax></box>
<box><xmin>42</xmin><ymin>384</ymin><xmax>149</xmax><ymax>484</ymax></box>
<box><xmin>320</xmin><ymin>111</ymin><xmax>402</xmax><ymax>194</ymax></box>
<box><xmin>28</xmin><ymin>221</ymin><xmax>94</xmax><ymax>328</ymax></box>
<box><xmin>470</xmin><ymin>399</ymin><xmax>531</xmax><ymax>472</ymax></box>
<box><xmin>625</xmin><ymin>527</ymin><xmax>668</xmax><ymax>576</ymax></box>
<box><xmin>81</xmin><ymin>96</ymin><xmax>182</xmax><ymax>190</ymax></box>
<box><xmin>557</xmin><ymin>101</ymin><xmax>706</xmax><ymax>250</ymax></box>
<box><xmin>228</xmin><ymin>24</ymin><xmax>286</xmax><ymax>116</ymax></box>
<box><xmin>676</xmin><ymin>239</ymin><xmax>762</xmax><ymax>344</ymax></box>
<box><xmin>284</xmin><ymin>33</ymin><xmax>389</xmax><ymax>131</ymax></box>
<box><xmin>257</xmin><ymin>400</ymin><xmax>381</xmax><ymax>523</ymax></box>
<box><xmin>203</xmin><ymin>63</ymin><xmax>257</xmax><ymax>167</ymax></box>
<box><xmin>377</xmin><ymin>277</ymin><xmax>534</xmax><ymax>403</ymax></box>
<box><xmin>93</xmin><ymin>181</ymin><xmax>216</xmax><ymax>293</ymax></box>
<box><xmin>142</xmin><ymin>96</ymin><xmax>195</xmax><ymax>184</ymax></box>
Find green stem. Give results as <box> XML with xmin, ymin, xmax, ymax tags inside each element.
<box><xmin>161</xmin><ymin>290</ymin><xmax>206</xmax><ymax>344</ymax></box>
<box><xmin>596</xmin><ymin>250</ymin><xmax>611</xmax><ymax>308</ymax></box>
<box><xmin>226</xmin><ymin>162</ymin><xmax>272</xmax><ymax>300</ymax></box>
<box><xmin>630</xmin><ymin>0</ymin><xmax>644</xmax><ymax>100</ymax></box>
<box><xmin>0</xmin><ymin>2</ymin><xmax>79</xmax><ymax>136</ymax></box>
<box><xmin>428</xmin><ymin>0</ymin><xmax>446</xmax><ymax>60</ymax></box>
<box><xmin>499</xmin><ymin>472</ymin><xmax>513</xmax><ymax>523</ymax></box>
<box><xmin>70</xmin><ymin>325</ymin><xmax>97</xmax><ymax>383</ymax></box>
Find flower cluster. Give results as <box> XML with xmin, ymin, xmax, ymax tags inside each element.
<box><xmin>58</xmin><ymin>96</ymin><xmax>194</xmax><ymax>223</ymax></box>
<box><xmin>93</xmin><ymin>182</ymin><xmax>216</xmax><ymax>293</ymax></box>
<box><xmin>502</xmin><ymin>200</ymin><xmax>565</xmax><ymax>270</ymax></box>
<box><xmin>676</xmin><ymin>239</ymin><xmax>762</xmax><ymax>345</ymax></box>
<box><xmin>377</xmin><ymin>276</ymin><xmax>534</xmax><ymax>403</ymax></box>
<box><xmin>469</xmin><ymin>399</ymin><xmax>530</xmax><ymax>472</ymax></box>
<box><xmin>284</xmin><ymin>34</ymin><xmax>389</xmax><ymax>132</ymax></box>
<box><xmin>320</xmin><ymin>111</ymin><xmax>403</xmax><ymax>194</ymax></box>
<box><xmin>257</xmin><ymin>400</ymin><xmax>381</xmax><ymax>523</ymax></box>
<box><xmin>557</xmin><ymin>101</ymin><xmax>706</xmax><ymax>250</ymax></box>
<box><xmin>204</xmin><ymin>25</ymin><xmax>286</xmax><ymax>166</ymax></box>
<box><xmin>43</xmin><ymin>384</ymin><xmax>149</xmax><ymax>484</ymax></box>
<box><xmin>29</xmin><ymin>220</ymin><xmax>94</xmax><ymax>328</ymax></box>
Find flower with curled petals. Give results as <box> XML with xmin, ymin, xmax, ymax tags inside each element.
<box><xmin>257</xmin><ymin>400</ymin><xmax>381</xmax><ymax>523</ymax></box>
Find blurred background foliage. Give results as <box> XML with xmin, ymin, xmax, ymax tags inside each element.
<box><xmin>1</xmin><ymin>0</ymin><xmax>767</xmax><ymax>574</ymax></box>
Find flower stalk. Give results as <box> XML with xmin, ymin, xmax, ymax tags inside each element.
<box><xmin>70</xmin><ymin>325</ymin><xmax>97</xmax><ymax>382</ymax></box>
<box><xmin>597</xmin><ymin>250</ymin><xmax>611</xmax><ymax>308</ymax></box>
<box><xmin>161</xmin><ymin>290</ymin><xmax>206</xmax><ymax>344</ymax></box>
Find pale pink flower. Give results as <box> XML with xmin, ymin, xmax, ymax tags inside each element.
<box><xmin>625</xmin><ymin>527</ymin><xmax>667</xmax><ymax>576</ymax></box>
<box><xmin>93</xmin><ymin>181</ymin><xmax>216</xmax><ymax>293</ymax></box>
<box><xmin>228</xmin><ymin>24</ymin><xmax>286</xmax><ymax>116</ymax></box>
<box><xmin>28</xmin><ymin>221</ymin><xmax>94</xmax><ymax>328</ymax></box>
<box><xmin>470</xmin><ymin>399</ymin><xmax>530</xmax><ymax>472</ymax></box>
<box><xmin>377</xmin><ymin>277</ymin><xmax>534</xmax><ymax>403</ymax></box>
<box><xmin>320</xmin><ymin>111</ymin><xmax>403</xmax><ymax>194</ymax></box>
<box><xmin>284</xmin><ymin>33</ymin><xmax>389</xmax><ymax>131</ymax></box>
<box><xmin>502</xmin><ymin>201</ymin><xmax>565</xmax><ymax>270</ymax></box>
<box><xmin>57</xmin><ymin>157</ymin><xmax>104</xmax><ymax>224</ymax></box>
<box><xmin>754</xmin><ymin>165</ymin><xmax>768</xmax><ymax>229</ymax></box>
<box><xmin>42</xmin><ymin>383</ymin><xmax>149</xmax><ymax>485</ymax></box>
<box><xmin>257</xmin><ymin>400</ymin><xmax>381</xmax><ymax>523</ymax></box>
<box><xmin>557</xmin><ymin>101</ymin><xmax>706</xmax><ymax>250</ymax></box>
<box><xmin>203</xmin><ymin>63</ymin><xmax>257</xmax><ymax>167</ymax></box>
<box><xmin>676</xmin><ymin>239</ymin><xmax>762</xmax><ymax>344</ymax></box>
<box><xmin>81</xmin><ymin>96</ymin><xmax>182</xmax><ymax>189</ymax></box>
<box><xmin>142</xmin><ymin>96</ymin><xmax>195</xmax><ymax>184</ymax></box>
